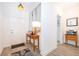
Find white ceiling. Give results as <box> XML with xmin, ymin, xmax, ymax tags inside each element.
<box><xmin>54</xmin><ymin>3</ymin><xmax>79</xmax><ymax>15</ymax></box>
<box><xmin>55</xmin><ymin>3</ymin><xmax>79</xmax><ymax>11</ymax></box>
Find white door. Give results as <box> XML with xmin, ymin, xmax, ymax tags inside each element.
<box><xmin>10</xmin><ymin>17</ymin><xmax>27</xmax><ymax>44</ymax></box>
<box><xmin>4</xmin><ymin>17</ymin><xmax>28</xmax><ymax>47</ymax></box>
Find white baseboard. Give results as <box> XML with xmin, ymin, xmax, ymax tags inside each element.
<box><xmin>40</xmin><ymin>47</ymin><xmax>57</xmax><ymax>56</ymax></box>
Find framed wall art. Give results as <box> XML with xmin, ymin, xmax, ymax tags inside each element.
<box><xmin>66</xmin><ymin>17</ymin><xmax>78</xmax><ymax>27</ymax></box>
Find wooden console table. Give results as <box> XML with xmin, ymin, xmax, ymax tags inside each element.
<box><xmin>26</xmin><ymin>32</ymin><xmax>39</xmax><ymax>52</ymax></box>
<box><xmin>65</xmin><ymin>32</ymin><xmax>78</xmax><ymax>47</ymax></box>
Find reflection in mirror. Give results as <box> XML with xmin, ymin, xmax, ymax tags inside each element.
<box><xmin>29</xmin><ymin>3</ymin><xmax>41</xmax><ymax>32</ymax></box>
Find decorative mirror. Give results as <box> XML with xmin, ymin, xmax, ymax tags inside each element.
<box><xmin>29</xmin><ymin>3</ymin><xmax>41</xmax><ymax>31</ymax></box>
<box><xmin>66</xmin><ymin>17</ymin><xmax>78</xmax><ymax>27</ymax></box>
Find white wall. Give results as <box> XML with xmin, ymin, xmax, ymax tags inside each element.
<box><xmin>2</xmin><ymin>3</ymin><xmax>29</xmax><ymax>47</ymax></box>
<box><xmin>54</xmin><ymin>3</ymin><xmax>79</xmax><ymax>45</ymax></box>
<box><xmin>62</xmin><ymin>3</ymin><xmax>79</xmax><ymax>45</ymax></box>
<box><xmin>40</xmin><ymin>3</ymin><xmax>57</xmax><ymax>55</ymax></box>
<box><xmin>0</xmin><ymin>2</ymin><xmax>40</xmax><ymax>55</ymax></box>
<box><xmin>0</xmin><ymin>3</ymin><xmax>3</xmax><ymax>55</ymax></box>
<box><xmin>55</xmin><ymin>3</ymin><xmax>64</xmax><ymax>44</ymax></box>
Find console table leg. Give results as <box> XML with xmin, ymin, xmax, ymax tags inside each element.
<box><xmin>75</xmin><ymin>41</ymin><xmax>77</xmax><ymax>47</ymax></box>
<box><xmin>38</xmin><ymin>38</ymin><xmax>39</xmax><ymax>49</ymax></box>
<box><xmin>29</xmin><ymin>37</ymin><xmax>31</xmax><ymax>44</ymax></box>
<box><xmin>65</xmin><ymin>39</ymin><xmax>68</xmax><ymax>44</ymax></box>
<box><xmin>33</xmin><ymin>39</ymin><xmax>35</xmax><ymax>52</ymax></box>
<box><xmin>26</xmin><ymin>35</ymin><xmax>28</xmax><ymax>44</ymax></box>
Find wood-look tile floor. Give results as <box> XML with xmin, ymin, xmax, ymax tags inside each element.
<box><xmin>1</xmin><ymin>43</ymin><xmax>79</xmax><ymax>56</ymax></box>
<box><xmin>1</xmin><ymin>43</ymin><xmax>41</xmax><ymax>56</ymax></box>
<box><xmin>47</xmin><ymin>44</ymin><xmax>79</xmax><ymax>56</ymax></box>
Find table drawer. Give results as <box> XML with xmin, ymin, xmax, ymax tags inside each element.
<box><xmin>66</xmin><ymin>35</ymin><xmax>77</xmax><ymax>40</ymax></box>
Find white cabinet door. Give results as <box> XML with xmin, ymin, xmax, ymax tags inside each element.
<box><xmin>10</xmin><ymin>17</ymin><xmax>27</xmax><ymax>45</ymax></box>
<box><xmin>4</xmin><ymin>17</ymin><xmax>27</xmax><ymax>47</ymax></box>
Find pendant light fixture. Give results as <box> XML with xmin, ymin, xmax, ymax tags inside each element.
<box><xmin>18</xmin><ymin>3</ymin><xmax>24</xmax><ymax>11</ymax></box>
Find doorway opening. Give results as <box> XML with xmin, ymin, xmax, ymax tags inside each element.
<box><xmin>57</xmin><ymin>15</ymin><xmax>61</xmax><ymax>46</ymax></box>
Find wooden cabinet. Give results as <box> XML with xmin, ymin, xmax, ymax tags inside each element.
<box><xmin>65</xmin><ymin>32</ymin><xmax>78</xmax><ymax>47</ymax></box>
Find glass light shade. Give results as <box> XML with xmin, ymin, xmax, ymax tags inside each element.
<box><xmin>18</xmin><ymin>3</ymin><xmax>24</xmax><ymax>11</ymax></box>
<box><xmin>32</xmin><ymin>21</ymin><xmax>41</xmax><ymax>27</ymax></box>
